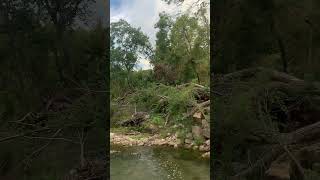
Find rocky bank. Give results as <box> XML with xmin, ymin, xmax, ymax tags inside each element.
<box><xmin>110</xmin><ymin>131</ymin><xmax>210</xmax><ymax>158</ymax></box>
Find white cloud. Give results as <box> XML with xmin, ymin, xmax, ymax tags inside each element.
<box><xmin>135</xmin><ymin>58</ymin><xmax>154</xmax><ymax>70</ymax></box>
<box><xmin>111</xmin><ymin>0</ymin><xmax>176</xmax><ymax>45</ymax></box>
<box><xmin>111</xmin><ymin>0</ymin><xmax>204</xmax><ymax>70</ymax></box>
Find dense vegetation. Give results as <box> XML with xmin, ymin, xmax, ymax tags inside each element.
<box><xmin>110</xmin><ymin>0</ymin><xmax>210</xmax><ymax>152</ymax></box>
<box><xmin>213</xmin><ymin>0</ymin><xmax>320</xmax><ymax>179</ymax></box>
<box><xmin>0</xmin><ymin>0</ymin><xmax>107</xmax><ymax>179</ymax></box>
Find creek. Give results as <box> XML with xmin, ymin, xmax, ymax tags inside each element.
<box><xmin>110</xmin><ymin>145</ymin><xmax>210</xmax><ymax>180</ymax></box>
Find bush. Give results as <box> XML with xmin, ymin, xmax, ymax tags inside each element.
<box><xmin>130</xmin><ymin>83</ymin><xmax>197</xmax><ymax>125</ymax></box>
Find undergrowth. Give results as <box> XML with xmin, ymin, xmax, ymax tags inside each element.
<box><xmin>111</xmin><ymin>83</ymin><xmax>207</xmax><ymax>133</ymax></box>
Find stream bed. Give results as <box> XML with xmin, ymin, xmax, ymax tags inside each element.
<box><xmin>110</xmin><ymin>145</ymin><xmax>210</xmax><ymax>180</ymax></box>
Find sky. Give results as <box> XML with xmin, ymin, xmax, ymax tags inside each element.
<box><xmin>110</xmin><ymin>0</ymin><xmax>201</xmax><ymax>70</ymax></box>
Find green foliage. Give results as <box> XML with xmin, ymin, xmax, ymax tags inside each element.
<box><xmin>110</xmin><ymin>19</ymin><xmax>155</xmax><ymax>99</ymax></box>
<box><xmin>153</xmin><ymin>12</ymin><xmax>172</xmax><ymax>64</ymax></box>
<box><xmin>110</xmin><ymin>69</ymin><xmax>154</xmax><ymax>98</ymax></box>
<box><xmin>153</xmin><ymin>11</ymin><xmax>209</xmax><ymax>85</ymax></box>
<box><xmin>150</xmin><ymin>114</ymin><xmax>165</xmax><ymax>126</ymax></box>
<box><xmin>194</xmin><ymin>137</ymin><xmax>205</xmax><ymax>146</ymax></box>
<box><xmin>128</xmin><ymin>83</ymin><xmax>198</xmax><ymax>126</ymax></box>
<box><xmin>110</xmin><ymin>19</ymin><xmax>153</xmax><ymax>72</ymax></box>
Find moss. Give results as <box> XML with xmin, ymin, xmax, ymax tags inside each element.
<box><xmin>194</xmin><ymin>137</ymin><xmax>205</xmax><ymax>146</ymax></box>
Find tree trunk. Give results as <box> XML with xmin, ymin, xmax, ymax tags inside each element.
<box><xmin>80</xmin><ymin>141</ymin><xmax>85</xmax><ymax>168</ymax></box>
<box><xmin>191</xmin><ymin>59</ymin><xmax>201</xmax><ymax>84</ymax></box>
<box><xmin>270</xmin><ymin>12</ymin><xmax>288</xmax><ymax>73</ymax></box>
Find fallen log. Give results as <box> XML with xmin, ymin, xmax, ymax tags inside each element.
<box><xmin>232</xmin><ymin>146</ymin><xmax>283</xmax><ymax>179</ymax></box>
<box><xmin>183</xmin><ymin>100</ymin><xmax>210</xmax><ymax>119</ymax></box>
<box><xmin>215</xmin><ymin>68</ymin><xmax>320</xmax><ymax>179</ymax></box>
<box><xmin>177</xmin><ymin>83</ymin><xmax>207</xmax><ymax>89</ymax></box>
<box><xmin>232</xmin><ymin>120</ymin><xmax>320</xmax><ymax>179</ymax></box>
<box><xmin>118</xmin><ymin>112</ymin><xmax>150</xmax><ymax>127</ymax></box>
<box><xmin>282</xmin><ymin>121</ymin><xmax>320</xmax><ymax>145</ymax></box>
<box><xmin>246</xmin><ymin>121</ymin><xmax>320</xmax><ymax>145</ymax></box>
<box><xmin>221</xmin><ymin>67</ymin><xmax>304</xmax><ymax>84</ymax></box>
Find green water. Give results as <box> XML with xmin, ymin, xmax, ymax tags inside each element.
<box><xmin>110</xmin><ymin>145</ymin><xmax>210</xmax><ymax>180</ymax></box>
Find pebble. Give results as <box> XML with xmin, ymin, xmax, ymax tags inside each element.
<box><xmin>111</xmin><ymin>131</ymin><xmax>210</xmax><ymax>154</ymax></box>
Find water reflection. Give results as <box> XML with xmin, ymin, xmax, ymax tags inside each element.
<box><xmin>110</xmin><ymin>146</ymin><xmax>210</xmax><ymax>180</ymax></box>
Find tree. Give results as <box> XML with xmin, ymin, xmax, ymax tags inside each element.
<box><xmin>154</xmin><ymin>12</ymin><xmax>173</xmax><ymax>64</ymax></box>
<box><xmin>34</xmin><ymin>0</ymin><xmax>96</xmax><ymax>82</ymax></box>
<box><xmin>110</xmin><ymin>19</ymin><xmax>152</xmax><ymax>73</ymax></box>
<box><xmin>0</xmin><ymin>1</ymin><xmax>108</xmax><ymax>178</ymax></box>
<box><xmin>170</xmin><ymin>14</ymin><xmax>209</xmax><ymax>84</ymax></box>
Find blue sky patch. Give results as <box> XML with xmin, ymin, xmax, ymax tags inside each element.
<box><xmin>111</xmin><ymin>0</ymin><xmax>121</xmax><ymax>9</ymax></box>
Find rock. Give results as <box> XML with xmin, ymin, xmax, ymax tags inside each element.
<box><xmin>193</xmin><ymin>111</ymin><xmax>203</xmax><ymax>122</ymax></box>
<box><xmin>110</xmin><ymin>150</ymin><xmax>120</xmax><ymax>154</ymax></box>
<box><xmin>265</xmin><ymin>162</ymin><xmax>291</xmax><ymax>180</ymax></box>
<box><xmin>186</xmin><ymin>133</ymin><xmax>193</xmax><ymax>139</ymax></box>
<box><xmin>153</xmin><ymin>139</ymin><xmax>166</xmax><ymax>146</ymax></box>
<box><xmin>175</xmin><ymin>132</ymin><xmax>179</xmax><ymax>137</ymax></box>
<box><xmin>201</xmin><ymin>119</ymin><xmax>209</xmax><ymax>129</ymax></box>
<box><xmin>185</xmin><ymin>138</ymin><xmax>193</xmax><ymax>144</ymax></box>
<box><xmin>193</xmin><ymin>146</ymin><xmax>199</xmax><ymax>150</ymax></box>
<box><xmin>202</xmin><ymin>152</ymin><xmax>210</xmax><ymax>158</ymax></box>
<box><xmin>205</xmin><ymin>140</ymin><xmax>210</xmax><ymax>146</ymax></box>
<box><xmin>202</xmin><ymin>128</ymin><xmax>210</xmax><ymax>139</ymax></box>
<box><xmin>167</xmin><ymin>140</ymin><xmax>175</xmax><ymax>146</ymax></box>
<box><xmin>176</xmin><ymin>138</ymin><xmax>184</xmax><ymax>145</ymax></box>
<box><xmin>192</xmin><ymin>126</ymin><xmax>203</xmax><ymax>139</ymax></box>
<box><xmin>199</xmin><ymin>145</ymin><xmax>210</xmax><ymax>152</ymax></box>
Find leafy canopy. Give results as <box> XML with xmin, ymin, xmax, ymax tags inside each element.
<box><xmin>110</xmin><ymin>19</ymin><xmax>153</xmax><ymax>72</ymax></box>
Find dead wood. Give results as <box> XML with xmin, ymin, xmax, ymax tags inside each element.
<box><xmin>0</xmin><ymin>128</ymin><xmax>50</xmax><ymax>143</ymax></box>
<box><xmin>183</xmin><ymin>100</ymin><xmax>210</xmax><ymax>119</ymax></box>
<box><xmin>282</xmin><ymin>121</ymin><xmax>320</xmax><ymax>145</ymax></box>
<box><xmin>216</xmin><ymin>68</ymin><xmax>320</xmax><ymax>179</ymax></box>
<box><xmin>220</xmin><ymin>67</ymin><xmax>304</xmax><ymax>84</ymax></box>
<box><xmin>118</xmin><ymin>112</ymin><xmax>150</xmax><ymax>126</ymax></box>
<box><xmin>232</xmin><ymin>146</ymin><xmax>283</xmax><ymax>179</ymax></box>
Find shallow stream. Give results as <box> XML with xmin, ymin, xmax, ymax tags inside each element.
<box><xmin>110</xmin><ymin>145</ymin><xmax>210</xmax><ymax>180</ymax></box>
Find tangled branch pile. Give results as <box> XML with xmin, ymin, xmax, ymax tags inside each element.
<box><xmin>214</xmin><ymin>67</ymin><xmax>320</xmax><ymax>179</ymax></box>
<box><xmin>112</xmin><ymin>83</ymin><xmax>210</xmax><ymax>127</ymax></box>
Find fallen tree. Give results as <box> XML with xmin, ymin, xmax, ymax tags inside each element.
<box><xmin>118</xmin><ymin>112</ymin><xmax>150</xmax><ymax>126</ymax></box>
<box><xmin>213</xmin><ymin>67</ymin><xmax>320</xmax><ymax>179</ymax></box>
